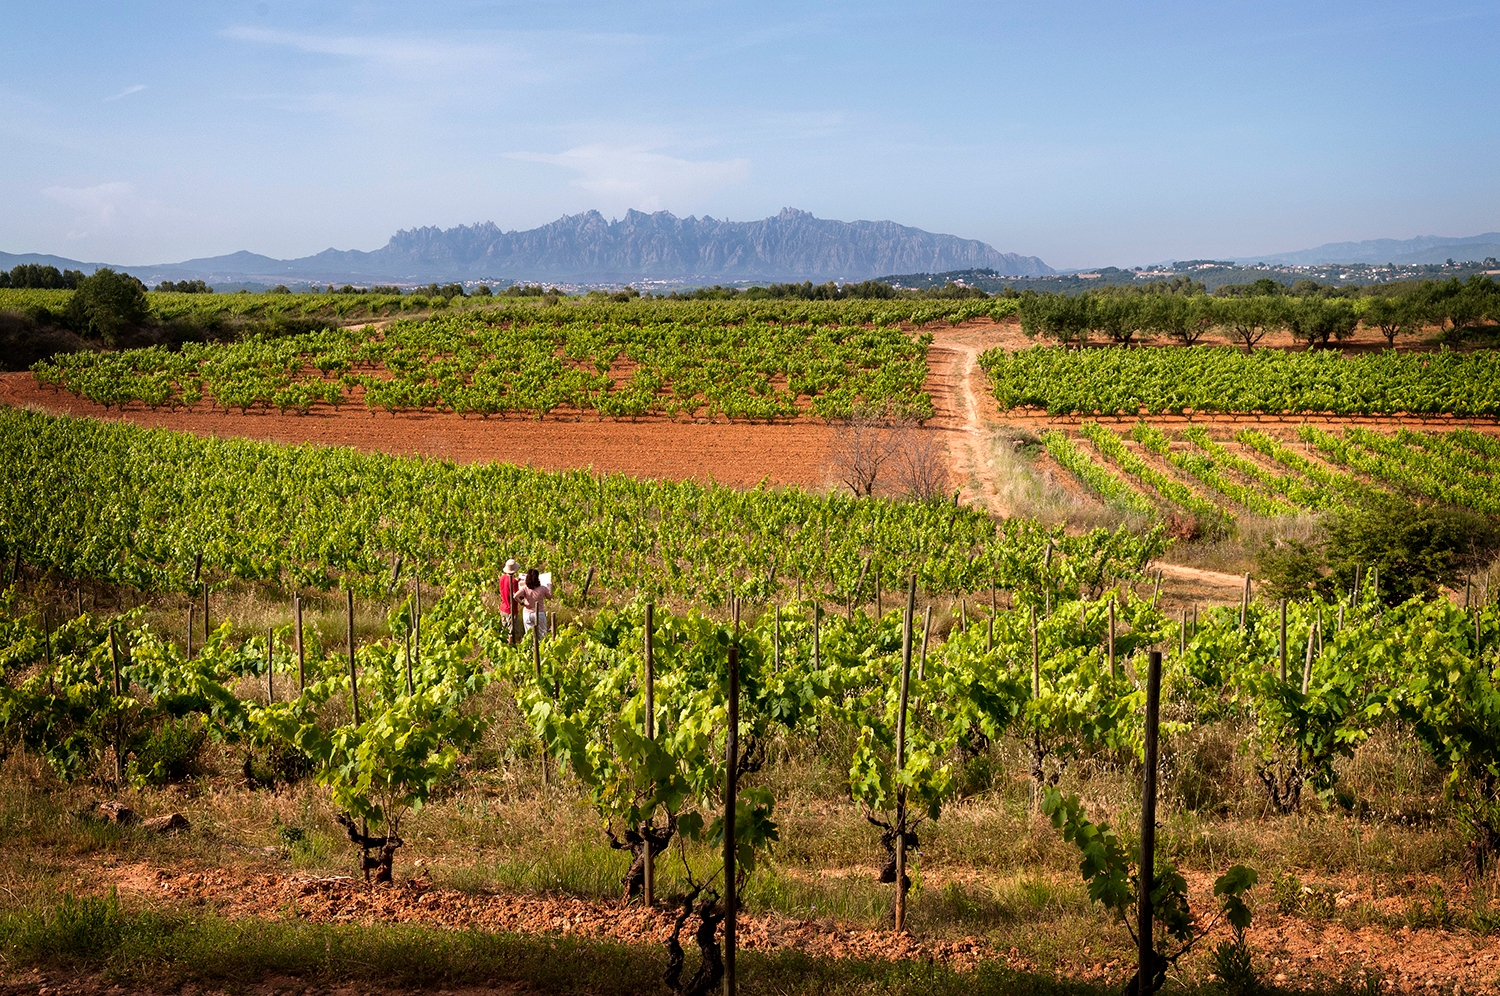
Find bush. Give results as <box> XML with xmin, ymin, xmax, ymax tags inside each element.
<box><xmin>1255</xmin><ymin>539</ymin><xmax>1331</xmax><ymax>602</ymax></box>
<box><xmin>65</xmin><ymin>268</ymin><xmax>149</xmax><ymax>344</ymax></box>
<box><xmin>128</xmin><ymin>716</ymin><xmax>206</xmax><ymax>786</ymax></box>
<box><xmin>1324</xmin><ymin>493</ymin><xmax>1497</xmax><ymax>604</ymax></box>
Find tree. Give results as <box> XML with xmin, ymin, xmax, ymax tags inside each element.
<box><xmin>830</xmin><ymin>408</ymin><xmax>892</xmax><ymax>497</ymax></box>
<box><xmin>64</xmin><ymin>268</ymin><xmax>149</xmax><ymax>344</ymax></box>
<box><xmin>1218</xmin><ymin>296</ymin><xmax>1280</xmax><ymax>353</ymax></box>
<box><xmin>1018</xmin><ymin>293</ymin><xmax>1088</xmax><ymax>346</ymax></box>
<box><xmin>4</xmin><ymin>263</ymin><xmax>83</xmax><ymax>289</ymax></box>
<box><xmin>1254</xmin><ymin>540</ymin><xmax>1330</xmax><ymax>602</ymax></box>
<box><xmin>1093</xmin><ymin>295</ymin><xmax>1145</xmax><ymax>346</ymax></box>
<box><xmin>1362</xmin><ymin>295</ymin><xmax>1420</xmax><ymax>347</ymax></box>
<box><xmin>1144</xmin><ymin>295</ymin><xmax>1215</xmax><ymax>346</ymax></box>
<box><xmin>1286</xmin><ymin>298</ymin><xmax>1358</xmax><ymax>350</ymax></box>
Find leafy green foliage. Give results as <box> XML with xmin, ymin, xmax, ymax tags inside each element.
<box><xmin>981</xmin><ymin>344</ymin><xmax>1500</xmax><ymax>416</ymax></box>
<box><xmin>64</xmin><ymin>269</ymin><xmax>149</xmax><ymax>345</ymax></box>
<box><xmin>34</xmin><ymin>313</ymin><xmax>935</xmax><ymax>422</ymax></box>
<box><xmin>1043</xmin><ymin>786</ymin><xmax>1258</xmax><ymax>995</ymax></box>
<box><xmin>0</xmin><ymin>407</ymin><xmax>1164</xmax><ymax>601</ymax></box>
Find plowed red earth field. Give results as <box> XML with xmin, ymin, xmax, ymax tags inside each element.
<box><xmin>0</xmin><ymin>372</ymin><xmax>845</xmax><ymax>489</ymax></box>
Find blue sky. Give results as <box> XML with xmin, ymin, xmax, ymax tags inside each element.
<box><xmin>3</xmin><ymin>1</ymin><xmax>1497</xmax><ymax>269</ymax></box>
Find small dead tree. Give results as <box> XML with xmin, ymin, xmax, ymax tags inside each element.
<box><xmin>830</xmin><ymin>407</ymin><xmax>893</xmax><ymax>497</ymax></box>
<box><xmin>888</xmin><ymin>420</ymin><xmax>950</xmax><ymax>501</ymax></box>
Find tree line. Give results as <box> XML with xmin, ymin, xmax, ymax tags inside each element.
<box><xmin>0</xmin><ymin>264</ymin><xmax>87</xmax><ymax>289</ymax></box>
<box><xmin>1017</xmin><ymin>276</ymin><xmax>1500</xmax><ymax>352</ymax></box>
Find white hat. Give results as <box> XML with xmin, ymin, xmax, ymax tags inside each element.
<box><xmin>503</xmin><ymin>559</ymin><xmax>519</xmax><ymax>575</ymax></box>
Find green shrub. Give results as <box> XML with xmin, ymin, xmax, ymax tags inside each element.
<box><xmin>128</xmin><ymin>717</ymin><xmax>206</xmax><ymax>786</ymax></box>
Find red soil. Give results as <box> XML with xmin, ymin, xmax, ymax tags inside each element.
<box><xmin>0</xmin><ymin>372</ymin><xmax>842</xmax><ymax>490</ymax></box>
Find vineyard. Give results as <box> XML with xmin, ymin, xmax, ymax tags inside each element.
<box><xmin>8</xmin><ymin>335</ymin><xmax>1500</xmax><ymax>992</ymax></box>
<box><xmin>3</xmin><ymin>528</ymin><xmax>1498</xmax><ymax>991</ymax></box>
<box><xmin>982</xmin><ymin>344</ymin><xmax>1500</xmax><ymax>417</ymax></box>
<box><xmin>0</xmin><ymin>408</ymin><xmax>1168</xmax><ymax>603</ymax></box>
<box><xmin>29</xmin><ymin>313</ymin><xmax>934</xmax><ymax>422</ymax></box>
<box><xmin>1038</xmin><ymin>421</ymin><xmax>1500</xmax><ymax>527</ymax></box>
<box><xmin>1</xmin><ymin>287</ymin><xmax>1019</xmax><ymax>332</ymax></box>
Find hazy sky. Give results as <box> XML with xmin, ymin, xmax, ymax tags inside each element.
<box><xmin>4</xmin><ymin>1</ymin><xmax>1498</xmax><ymax>269</ymax></box>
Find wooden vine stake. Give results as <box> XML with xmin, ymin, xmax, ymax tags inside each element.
<box><xmin>1108</xmin><ymin>598</ymin><xmax>1117</xmax><ymax>678</ymax></box>
<box><xmin>42</xmin><ymin>608</ymin><xmax>52</xmax><ymax>669</ymax></box>
<box><xmin>266</xmin><ymin>628</ymin><xmax>275</xmax><ymax>704</ymax></box>
<box><xmin>723</xmin><ymin>635</ymin><xmax>740</xmax><ymax>996</ymax></box>
<box><xmin>894</xmin><ymin>575</ymin><xmax>916</xmax><ymax>932</ymax></box>
<box><xmin>202</xmin><ymin>582</ymin><xmax>210</xmax><ymax>644</ymax></box>
<box><xmin>345</xmin><ymin>588</ymin><xmax>367</xmax><ymax>869</ymax></box>
<box><xmin>1030</xmin><ymin>604</ymin><xmax>1041</xmax><ymax>813</ymax></box>
<box><xmin>1137</xmin><ymin>650</ymin><xmax>1163</xmax><ymax>996</ymax></box>
<box><xmin>294</xmin><ymin>596</ymin><xmax>305</xmax><ymax>691</ymax></box>
<box><xmin>109</xmin><ymin>626</ymin><xmax>124</xmax><ymax>786</ymax></box>
<box><xmin>772</xmin><ymin>603</ymin><xmax>781</xmax><ymax>673</ymax></box>
<box><xmin>1278</xmin><ymin>599</ymin><xmax>1288</xmax><ymax>681</ymax></box>
<box><xmin>643</xmin><ymin>602</ymin><xmax>656</xmax><ymax>908</ymax></box>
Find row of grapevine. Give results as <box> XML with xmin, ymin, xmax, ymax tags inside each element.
<box><xmin>1045</xmin><ymin>422</ymin><xmax>1500</xmax><ymax>524</ymax></box>
<box><xmin>980</xmin><ymin>344</ymin><xmax>1500</xmax><ymax>416</ymax></box>
<box><xmin>0</xmin><ymin>408</ymin><xmax>1165</xmax><ymax>602</ymax></box>
<box><xmin>32</xmin><ymin>314</ymin><xmax>935</xmax><ymax>422</ymax></box>
<box><xmin>1</xmin><ymin>288</ymin><xmax>1021</xmax><ymax>331</ymax></box>
<box><xmin>1077</xmin><ymin>422</ymin><xmax>1230</xmax><ymax>524</ymax></box>
<box><xmin>1303</xmin><ymin>425</ymin><xmax>1500</xmax><ymax>515</ymax></box>
<box><xmin>1039</xmin><ymin>430</ymin><xmax>1154</xmax><ymax>514</ymax></box>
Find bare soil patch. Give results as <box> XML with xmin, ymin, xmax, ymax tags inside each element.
<box><xmin>118</xmin><ymin>864</ymin><xmax>989</xmax><ymax>970</ymax></box>
<box><xmin>1</xmin><ymin>373</ymin><xmax>839</xmax><ymax>490</ymax></box>
<box><xmin>93</xmin><ymin>862</ymin><xmax>1500</xmax><ymax>993</ymax></box>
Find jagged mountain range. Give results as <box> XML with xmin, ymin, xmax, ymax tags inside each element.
<box><xmin>1237</xmin><ymin>232</ymin><xmax>1500</xmax><ymax>267</ymax></box>
<box><xmin>0</xmin><ymin>208</ymin><xmax>1054</xmax><ymax>286</ymax></box>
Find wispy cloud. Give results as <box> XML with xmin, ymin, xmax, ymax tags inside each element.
<box><xmin>104</xmin><ymin>84</ymin><xmax>147</xmax><ymax>102</ymax></box>
<box><xmin>42</xmin><ymin>182</ymin><xmax>162</xmax><ymax>239</ymax></box>
<box><xmin>506</xmin><ymin>145</ymin><xmax>751</xmax><ymax>211</ymax></box>
<box><xmin>223</xmin><ymin>25</ymin><xmax>532</xmax><ymax>72</ymax></box>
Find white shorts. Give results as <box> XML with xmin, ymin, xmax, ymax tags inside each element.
<box><xmin>523</xmin><ymin>608</ymin><xmax>548</xmax><ymax>637</ymax></box>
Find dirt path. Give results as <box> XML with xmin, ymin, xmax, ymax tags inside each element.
<box><xmin>923</xmin><ymin>319</ymin><xmax>1027</xmax><ymax>516</ymax></box>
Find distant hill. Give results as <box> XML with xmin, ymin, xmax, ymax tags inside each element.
<box><xmin>1</xmin><ymin>209</ymin><xmax>1053</xmax><ymax>286</ymax></box>
<box><xmin>1240</xmin><ymin>233</ymin><xmax>1500</xmax><ymax>267</ymax></box>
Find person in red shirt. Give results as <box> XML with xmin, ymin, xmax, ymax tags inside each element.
<box><xmin>498</xmin><ymin>559</ymin><xmax>521</xmax><ymax>645</ymax></box>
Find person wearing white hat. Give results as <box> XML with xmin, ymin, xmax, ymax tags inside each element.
<box><xmin>498</xmin><ymin>559</ymin><xmax>522</xmax><ymax>645</ymax></box>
